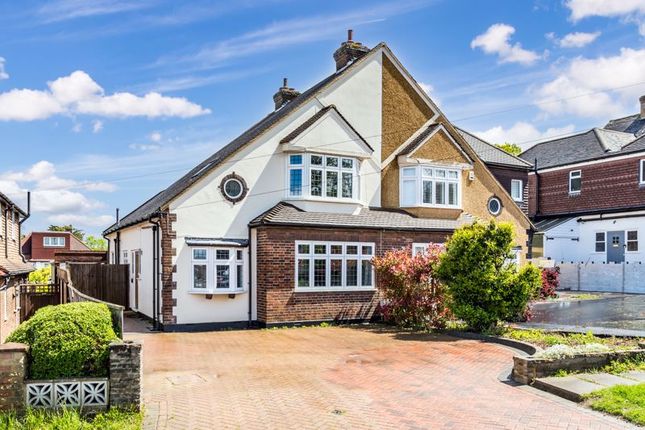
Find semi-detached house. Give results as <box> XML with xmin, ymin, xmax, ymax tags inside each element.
<box><xmin>104</xmin><ymin>34</ymin><xmax>532</xmax><ymax>330</ymax></box>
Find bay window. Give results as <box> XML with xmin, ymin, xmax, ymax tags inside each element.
<box><xmin>400</xmin><ymin>165</ymin><xmax>461</xmax><ymax>208</ymax></box>
<box><xmin>287</xmin><ymin>153</ymin><xmax>358</xmax><ymax>200</ymax></box>
<box><xmin>191</xmin><ymin>247</ymin><xmax>246</xmax><ymax>293</ymax></box>
<box><xmin>295</xmin><ymin>241</ymin><xmax>375</xmax><ymax>291</ymax></box>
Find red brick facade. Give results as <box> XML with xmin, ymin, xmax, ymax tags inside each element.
<box><xmin>160</xmin><ymin>211</ymin><xmax>177</xmax><ymax>325</ymax></box>
<box><xmin>22</xmin><ymin>232</ymin><xmax>89</xmax><ymax>262</ymax></box>
<box><xmin>487</xmin><ymin>165</ymin><xmax>529</xmax><ymax>214</ymax></box>
<box><xmin>0</xmin><ymin>278</ymin><xmax>21</xmax><ymax>343</ymax></box>
<box><xmin>529</xmin><ymin>155</ymin><xmax>645</xmax><ymax>217</ymax></box>
<box><xmin>254</xmin><ymin>226</ymin><xmax>449</xmax><ymax>324</ymax></box>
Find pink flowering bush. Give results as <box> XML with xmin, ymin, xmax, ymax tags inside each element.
<box><xmin>539</xmin><ymin>267</ymin><xmax>560</xmax><ymax>299</ymax></box>
<box><xmin>372</xmin><ymin>244</ymin><xmax>450</xmax><ymax>329</ymax></box>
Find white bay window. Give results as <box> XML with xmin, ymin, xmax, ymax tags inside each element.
<box><xmin>287</xmin><ymin>154</ymin><xmax>358</xmax><ymax>201</ymax></box>
<box><xmin>400</xmin><ymin>165</ymin><xmax>461</xmax><ymax>208</ymax></box>
<box><xmin>191</xmin><ymin>247</ymin><xmax>246</xmax><ymax>293</ymax></box>
<box><xmin>295</xmin><ymin>241</ymin><xmax>374</xmax><ymax>291</ymax></box>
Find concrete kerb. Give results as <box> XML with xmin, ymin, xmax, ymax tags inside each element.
<box><xmin>443</xmin><ymin>330</ymin><xmax>540</xmax><ymax>356</ymax></box>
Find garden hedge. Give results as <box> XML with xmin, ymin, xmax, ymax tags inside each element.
<box><xmin>7</xmin><ymin>302</ymin><xmax>118</xmax><ymax>379</ymax></box>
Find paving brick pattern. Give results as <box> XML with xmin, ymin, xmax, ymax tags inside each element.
<box><xmin>126</xmin><ymin>325</ymin><xmax>635</xmax><ymax>430</ymax></box>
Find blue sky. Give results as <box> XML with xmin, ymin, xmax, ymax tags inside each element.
<box><xmin>1</xmin><ymin>0</ymin><xmax>644</xmax><ymax>236</ymax></box>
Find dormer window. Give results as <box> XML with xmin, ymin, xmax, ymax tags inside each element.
<box><xmin>43</xmin><ymin>236</ymin><xmax>65</xmax><ymax>247</ymax></box>
<box><xmin>400</xmin><ymin>165</ymin><xmax>461</xmax><ymax>208</ymax></box>
<box><xmin>287</xmin><ymin>153</ymin><xmax>358</xmax><ymax>201</ymax></box>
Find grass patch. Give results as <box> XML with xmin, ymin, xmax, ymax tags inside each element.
<box><xmin>566</xmin><ymin>293</ymin><xmax>601</xmax><ymax>301</ymax></box>
<box><xmin>585</xmin><ymin>383</ymin><xmax>645</xmax><ymax>426</ymax></box>
<box><xmin>495</xmin><ymin>328</ymin><xmax>642</xmax><ymax>350</ymax></box>
<box><xmin>0</xmin><ymin>408</ymin><xmax>142</xmax><ymax>430</ymax></box>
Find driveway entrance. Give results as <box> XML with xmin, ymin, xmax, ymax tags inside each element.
<box><xmin>125</xmin><ymin>319</ymin><xmax>635</xmax><ymax>429</ymax></box>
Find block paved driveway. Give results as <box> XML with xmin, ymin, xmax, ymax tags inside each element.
<box><xmin>125</xmin><ymin>321</ymin><xmax>635</xmax><ymax>430</ymax></box>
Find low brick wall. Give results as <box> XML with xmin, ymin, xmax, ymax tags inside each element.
<box><xmin>513</xmin><ymin>349</ymin><xmax>645</xmax><ymax>384</ymax></box>
<box><xmin>0</xmin><ymin>340</ymin><xmax>142</xmax><ymax>412</ymax></box>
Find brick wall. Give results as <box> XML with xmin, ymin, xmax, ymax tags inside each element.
<box><xmin>0</xmin><ymin>343</ymin><xmax>28</xmax><ymax>412</ymax></box>
<box><xmin>529</xmin><ymin>155</ymin><xmax>645</xmax><ymax>217</ymax></box>
<box><xmin>255</xmin><ymin>225</ymin><xmax>449</xmax><ymax>324</ymax></box>
<box><xmin>487</xmin><ymin>165</ymin><xmax>529</xmax><ymax>214</ymax></box>
<box><xmin>109</xmin><ymin>341</ymin><xmax>142</xmax><ymax>411</ymax></box>
<box><xmin>160</xmin><ymin>211</ymin><xmax>177</xmax><ymax>325</ymax></box>
<box><xmin>0</xmin><ymin>278</ymin><xmax>22</xmax><ymax>343</ymax></box>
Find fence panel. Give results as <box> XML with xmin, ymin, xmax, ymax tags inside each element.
<box><xmin>67</xmin><ymin>264</ymin><xmax>129</xmax><ymax>308</ymax></box>
<box><xmin>19</xmin><ymin>284</ymin><xmax>60</xmax><ymax>322</ymax></box>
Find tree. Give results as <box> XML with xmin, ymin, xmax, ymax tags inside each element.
<box><xmin>436</xmin><ymin>221</ymin><xmax>541</xmax><ymax>331</ymax></box>
<box><xmin>84</xmin><ymin>235</ymin><xmax>108</xmax><ymax>251</ymax></box>
<box><xmin>48</xmin><ymin>224</ymin><xmax>84</xmax><ymax>241</ymax></box>
<box><xmin>495</xmin><ymin>143</ymin><xmax>522</xmax><ymax>156</ymax></box>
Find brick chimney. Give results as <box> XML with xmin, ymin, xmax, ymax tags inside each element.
<box><xmin>333</xmin><ymin>29</ymin><xmax>369</xmax><ymax>71</ymax></box>
<box><xmin>640</xmin><ymin>95</ymin><xmax>645</xmax><ymax>119</ymax></box>
<box><xmin>273</xmin><ymin>78</ymin><xmax>300</xmax><ymax>110</ymax></box>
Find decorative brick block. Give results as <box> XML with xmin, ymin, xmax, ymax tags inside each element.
<box><xmin>109</xmin><ymin>340</ymin><xmax>142</xmax><ymax>411</ymax></box>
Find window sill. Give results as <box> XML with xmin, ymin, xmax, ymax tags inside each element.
<box><xmin>285</xmin><ymin>196</ymin><xmax>362</xmax><ymax>205</ymax></box>
<box><xmin>400</xmin><ymin>204</ymin><xmax>462</xmax><ymax>210</ymax></box>
<box><xmin>568</xmin><ymin>192</ymin><xmax>581</xmax><ymax>196</ymax></box>
<box><xmin>188</xmin><ymin>289</ymin><xmax>246</xmax><ymax>295</ymax></box>
<box><xmin>294</xmin><ymin>286</ymin><xmax>376</xmax><ymax>293</ymax></box>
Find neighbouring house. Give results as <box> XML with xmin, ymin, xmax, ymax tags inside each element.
<box><xmin>22</xmin><ymin>231</ymin><xmax>105</xmax><ymax>268</ymax></box>
<box><xmin>0</xmin><ymin>191</ymin><xmax>33</xmax><ymax>342</ymax></box>
<box><xmin>457</xmin><ymin>128</ymin><xmax>532</xmax><ymax>214</ymax></box>
<box><xmin>104</xmin><ymin>33</ymin><xmax>532</xmax><ymax>330</ymax></box>
<box><xmin>521</xmin><ymin>95</ymin><xmax>645</xmax><ymax>264</ymax></box>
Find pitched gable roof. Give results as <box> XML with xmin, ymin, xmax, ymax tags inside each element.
<box><xmin>398</xmin><ymin>123</ymin><xmax>473</xmax><ymax>164</ymax></box>
<box><xmin>104</xmin><ymin>44</ymin><xmax>386</xmax><ymax>235</ymax></box>
<box><xmin>456</xmin><ymin>127</ymin><xmax>532</xmax><ymax>169</ymax></box>
<box><xmin>0</xmin><ymin>191</ymin><xmax>27</xmax><ymax>217</ymax></box>
<box><xmin>604</xmin><ymin>114</ymin><xmax>645</xmax><ymax>137</ymax></box>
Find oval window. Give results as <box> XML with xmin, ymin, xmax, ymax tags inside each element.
<box><xmin>220</xmin><ymin>173</ymin><xmax>248</xmax><ymax>203</ymax></box>
<box><xmin>487</xmin><ymin>197</ymin><xmax>502</xmax><ymax>216</ymax></box>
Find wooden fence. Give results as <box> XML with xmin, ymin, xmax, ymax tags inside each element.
<box><xmin>19</xmin><ymin>284</ymin><xmax>61</xmax><ymax>322</ymax></box>
<box><xmin>67</xmin><ymin>263</ymin><xmax>129</xmax><ymax>308</ymax></box>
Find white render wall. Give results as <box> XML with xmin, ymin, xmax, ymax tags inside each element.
<box><xmin>167</xmin><ymin>53</ymin><xmax>384</xmax><ymax>324</ymax></box>
<box><xmin>557</xmin><ymin>262</ymin><xmax>645</xmax><ymax>294</ymax></box>
<box><xmin>542</xmin><ymin>215</ymin><xmax>644</xmax><ymax>264</ymax></box>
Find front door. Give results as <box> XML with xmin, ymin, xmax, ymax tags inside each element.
<box><xmin>133</xmin><ymin>250</ymin><xmax>142</xmax><ymax>310</ymax></box>
<box><xmin>607</xmin><ymin>231</ymin><xmax>625</xmax><ymax>263</ymax></box>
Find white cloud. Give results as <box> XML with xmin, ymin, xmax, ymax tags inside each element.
<box><xmin>534</xmin><ymin>47</ymin><xmax>645</xmax><ymax>118</ymax></box>
<box><xmin>72</xmin><ymin>122</ymin><xmax>82</xmax><ymax>133</ymax></box>
<box><xmin>551</xmin><ymin>31</ymin><xmax>601</xmax><ymax>48</ymax></box>
<box><xmin>37</xmin><ymin>0</ymin><xmax>155</xmax><ymax>23</ymax></box>
<box><xmin>566</xmin><ymin>0</ymin><xmax>645</xmax><ymax>21</ymax></box>
<box><xmin>149</xmin><ymin>131</ymin><xmax>162</xmax><ymax>142</ymax></box>
<box><xmin>47</xmin><ymin>214</ymin><xmax>115</xmax><ymax>227</ymax></box>
<box><xmin>92</xmin><ymin>120</ymin><xmax>103</xmax><ymax>133</ymax></box>
<box><xmin>0</xmin><ymin>57</ymin><xmax>8</xmax><ymax>80</ymax></box>
<box><xmin>471</xmin><ymin>23</ymin><xmax>542</xmax><ymax>65</ymax></box>
<box><xmin>0</xmin><ymin>161</ymin><xmax>115</xmax><ymax>228</ymax></box>
<box><xmin>0</xmin><ymin>70</ymin><xmax>210</xmax><ymax>121</ymax></box>
<box><xmin>129</xmin><ymin>143</ymin><xmax>161</xmax><ymax>151</ymax></box>
<box><xmin>418</xmin><ymin>82</ymin><xmax>441</xmax><ymax>106</ymax></box>
<box><xmin>474</xmin><ymin>122</ymin><xmax>576</xmax><ymax>148</ymax></box>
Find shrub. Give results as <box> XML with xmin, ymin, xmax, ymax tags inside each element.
<box><xmin>28</xmin><ymin>267</ymin><xmax>52</xmax><ymax>284</ymax></box>
<box><xmin>372</xmin><ymin>244</ymin><xmax>450</xmax><ymax>329</ymax></box>
<box><xmin>7</xmin><ymin>302</ymin><xmax>118</xmax><ymax>379</ymax></box>
<box><xmin>534</xmin><ymin>343</ymin><xmax>611</xmax><ymax>360</ymax></box>
<box><xmin>538</xmin><ymin>267</ymin><xmax>559</xmax><ymax>299</ymax></box>
<box><xmin>436</xmin><ymin>221</ymin><xmax>541</xmax><ymax>331</ymax></box>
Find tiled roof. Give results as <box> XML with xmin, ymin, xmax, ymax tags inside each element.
<box><xmin>0</xmin><ymin>259</ymin><xmax>34</xmax><ymax>276</ymax></box>
<box><xmin>104</xmin><ymin>44</ymin><xmax>385</xmax><ymax>235</ymax></box>
<box><xmin>399</xmin><ymin>124</ymin><xmax>442</xmax><ymax>156</ymax></box>
<box><xmin>533</xmin><ymin>217</ymin><xmax>575</xmax><ymax>232</ymax></box>
<box><xmin>0</xmin><ymin>191</ymin><xmax>27</xmax><ymax>217</ymax></box>
<box><xmin>249</xmin><ymin>202</ymin><xmax>475</xmax><ymax>231</ymax></box>
<box><xmin>520</xmin><ymin>128</ymin><xmax>643</xmax><ymax>170</ymax></box>
<box><xmin>456</xmin><ymin>128</ymin><xmax>532</xmax><ymax>169</ymax></box>
<box><xmin>604</xmin><ymin>114</ymin><xmax>645</xmax><ymax>137</ymax></box>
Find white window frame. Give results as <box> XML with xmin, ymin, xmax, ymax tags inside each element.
<box><xmin>294</xmin><ymin>241</ymin><xmax>375</xmax><ymax>292</ymax></box>
<box><xmin>43</xmin><ymin>236</ymin><xmax>66</xmax><ymax>247</ymax></box>
<box><xmin>569</xmin><ymin>170</ymin><xmax>581</xmax><ymax>194</ymax></box>
<box><xmin>285</xmin><ymin>153</ymin><xmax>359</xmax><ymax>202</ymax></box>
<box><xmin>399</xmin><ymin>165</ymin><xmax>462</xmax><ymax>209</ymax></box>
<box><xmin>10</xmin><ymin>211</ymin><xmax>16</xmax><ymax>241</ymax></box>
<box><xmin>510</xmin><ymin>179</ymin><xmax>523</xmax><ymax>202</ymax></box>
<box><xmin>412</xmin><ymin>243</ymin><xmax>430</xmax><ymax>256</ymax></box>
<box><xmin>189</xmin><ymin>247</ymin><xmax>246</xmax><ymax>294</ymax></box>
<box><xmin>594</xmin><ymin>231</ymin><xmax>606</xmax><ymax>254</ymax></box>
<box><xmin>626</xmin><ymin>230</ymin><xmax>639</xmax><ymax>253</ymax></box>
<box><xmin>640</xmin><ymin>159</ymin><xmax>645</xmax><ymax>185</ymax></box>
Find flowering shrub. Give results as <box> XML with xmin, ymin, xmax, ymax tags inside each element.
<box><xmin>534</xmin><ymin>343</ymin><xmax>611</xmax><ymax>360</ymax></box>
<box><xmin>538</xmin><ymin>267</ymin><xmax>560</xmax><ymax>299</ymax></box>
<box><xmin>372</xmin><ymin>244</ymin><xmax>450</xmax><ymax>329</ymax></box>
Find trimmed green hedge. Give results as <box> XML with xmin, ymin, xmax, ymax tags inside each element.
<box><xmin>7</xmin><ymin>302</ymin><xmax>118</xmax><ymax>379</ymax></box>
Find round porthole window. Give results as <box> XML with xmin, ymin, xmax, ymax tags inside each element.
<box><xmin>487</xmin><ymin>196</ymin><xmax>502</xmax><ymax>216</ymax></box>
<box><xmin>220</xmin><ymin>173</ymin><xmax>248</xmax><ymax>204</ymax></box>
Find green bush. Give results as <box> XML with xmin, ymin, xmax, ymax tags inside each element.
<box><xmin>436</xmin><ymin>221</ymin><xmax>541</xmax><ymax>331</ymax></box>
<box><xmin>28</xmin><ymin>267</ymin><xmax>52</xmax><ymax>284</ymax></box>
<box><xmin>7</xmin><ymin>302</ymin><xmax>118</xmax><ymax>379</ymax></box>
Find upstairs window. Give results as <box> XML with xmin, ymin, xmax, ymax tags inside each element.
<box><xmin>400</xmin><ymin>166</ymin><xmax>461</xmax><ymax>208</ymax></box>
<box><xmin>510</xmin><ymin>179</ymin><xmax>523</xmax><ymax>202</ymax></box>
<box><xmin>11</xmin><ymin>211</ymin><xmax>16</xmax><ymax>241</ymax></box>
<box><xmin>287</xmin><ymin>153</ymin><xmax>358</xmax><ymax>201</ymax></box>
<box><xmin>569</xmin><ymin>170</ymin><xmax>581</xmax><ymax>194</ymax></box>
<box><xmin>43</xmin><ymin>236</ymin><xmax>65</xmax><ymax>247</ymax></box>
<box><xmin>640</xmin><ymin>159</ymin><xmax>645</xmax><ymax>185</ymax></box>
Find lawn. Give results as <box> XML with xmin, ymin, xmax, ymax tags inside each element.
<box><xmin>585</xmin><ymin>383</ymin><xmax>645</xmax><ymax>426</ymax></box>
<box><xmin>0</xmin><ymin>408</ymin><xmax>142</xmax><ymax>430</ymax></box>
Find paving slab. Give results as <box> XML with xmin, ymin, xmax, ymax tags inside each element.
<box><xmin>534</xmin><ymin>375</ymin><xmax>602</xmax><ymax>402</ymax></box>
<box><xmin>579</xmin><ymin>372</ymin><xmax>640</xmax><ymax>387</ymax></box>
<box><xmin>622</xmin><ymin>370</ymin><xmax>645</xmax><ymax>382</ymax></box>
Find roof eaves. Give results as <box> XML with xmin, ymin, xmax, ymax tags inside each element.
<box><xmin>456</xmin><ymin>127</ymin><xmax>533</xmax><ymax>168</ymax></box>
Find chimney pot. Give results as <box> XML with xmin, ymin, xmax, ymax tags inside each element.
<box><xmin>333</xmin><ymin>30</ymin><xmax>369</xmax><ymax>71</ymax></box>
<box><xmin>273</xmin><ymin>78</ymin><xmax>300</xmax><ymax>110</ymax></box>
<box><xmin>640</xmin><ymin>95</ymin><xmax>645</xmax><ymax>119</ymax></box>
<box><xmin>283</xmin><ymin>77</ymin><xmax>288</xmax><ymax>88</ymax></box>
